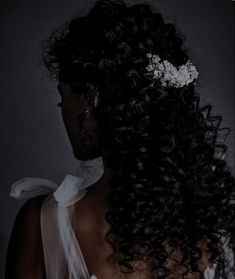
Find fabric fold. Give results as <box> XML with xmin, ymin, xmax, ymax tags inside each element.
<box><xmin>53</xmin><ymin>175</ymin><xmax>87</xmax><ymax>207</ymax></box>
<box><xmin>10</xmin><ymin>177</ymin><xmax>58</xmax><ymax>200</ymax></box>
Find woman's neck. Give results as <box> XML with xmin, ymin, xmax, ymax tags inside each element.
<box><xmin>85</xmin><ymin>155</ymin><xmax>114</xmax><ymax>201</ymax></box>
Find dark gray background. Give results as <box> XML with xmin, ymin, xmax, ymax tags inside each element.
<box><xmin>0</xmin><ymin>0</ymin><xmax>234</xmax><ymax>277</ymax></box>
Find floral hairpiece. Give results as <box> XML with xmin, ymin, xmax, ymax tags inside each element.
<box><xmin>145</xmin><ymin>53</ymin><xmax>199</xmax><ymax>88</ymax></box>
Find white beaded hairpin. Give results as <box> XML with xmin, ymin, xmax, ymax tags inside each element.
<box><xmin>145</xmin><ymin>53</ymin><xmax>199</xmax><ymax>88</ymax></box>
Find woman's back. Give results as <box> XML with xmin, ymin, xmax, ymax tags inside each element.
<box><xmin>72</xmin><ymin>193</ymin><xmax>216</xmax><ymax>279</ymax></box>
<box><xmin>6</xmin><ymin>175</ymin><xmax>231</xmax><ymax>279</ymax></box>
<box><xmin>40</xmin><ymin>188</ymin><xmax>218</xmax><ymax>279</ymax></box>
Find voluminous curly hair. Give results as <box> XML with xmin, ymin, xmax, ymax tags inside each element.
<box><xmin>41</xmin><ymin>0</ymin><xmax>235</xmax><ymax>278</ymax></box>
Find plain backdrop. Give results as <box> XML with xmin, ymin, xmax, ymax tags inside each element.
<box><xmin>0</xmin><ymin>0</ymin><xmax>234</xmax><ymax>277</ymax></box>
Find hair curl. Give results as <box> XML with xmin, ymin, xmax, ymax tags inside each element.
<box><xmin>41</xmin><ymin>0</ymin><xmax>235</xmax><ymax>277</ymax></box>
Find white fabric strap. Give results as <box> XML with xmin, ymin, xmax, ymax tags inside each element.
<box><xmin>53</xmin><ymin>174</ymin><xmax>99</xmax><ymax>279</ymax></box>
<box><xmin>57</xmin><ymin>202</ymin><xmax>91</xmax><ymax>279</ymax></box>
<box><xmin>53</xmin><ymin>175</ymin><xmax>87</xmax><ymax>207</ymax></box>
<box><xmin>10</xmin><ymin>177</ymin><xmax>58</xmax><ymax>200</ymax></box>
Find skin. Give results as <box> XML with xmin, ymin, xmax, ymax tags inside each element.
<box><xmin>57</xmin><ymin>81</ymin><xmax>102</xmax><ymax>161</ymax></box>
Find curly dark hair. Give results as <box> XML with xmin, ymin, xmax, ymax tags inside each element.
<box><xmin>40</xmin><ymin>0</ymin><xmax>235</xmax><ymax>278</ymax></box>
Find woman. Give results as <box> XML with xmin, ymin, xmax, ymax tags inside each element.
<box><xmin>5</xmin><ymin>0</ymin><xmax>235</xmax><ymax>278</ymax></box>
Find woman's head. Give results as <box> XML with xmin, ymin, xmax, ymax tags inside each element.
<box><xmin>41</xmin><ymin>0</ymin><xmax>190</xmax><ymax>161</ymax></box>
<box><xmin>41</xmin><ymin>0</ymin><xmax>235</xmax><ymax>277</ymax></box>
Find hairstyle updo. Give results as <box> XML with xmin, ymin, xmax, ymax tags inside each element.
<box><xmin>41</xmin><ymin>0</ymin><xmax>235</xmax><ymax>278</ymax></box>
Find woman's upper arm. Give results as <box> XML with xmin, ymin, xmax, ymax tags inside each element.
<box><xmin>5</xmin><ymin>195</ymin><xmax>47</xmax><ymax>279</ymax></box>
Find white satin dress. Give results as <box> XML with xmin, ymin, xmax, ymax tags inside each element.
<box><xmin>9</xmin><ymin>157</ymin><xmax>234</xmax><ymax>279</ymax></box>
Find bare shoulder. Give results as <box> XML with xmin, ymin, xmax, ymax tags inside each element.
<box><xmin>5</xmin><ymin>195</ymin><xmax>48</xmax><ymax>279</ymax></box>
<box><xmin>18</xmin><ymin>194</ymin><xmax>47</xmax><ymax>216</ymax></box>
<box><xmin>18</xmin><ymin>195</ymin><xmax>47</xmax><ymax>221</ymax></box>
<box><xmin>10</xmin><ymin>195</ymin><xmax>48</xmax><ymax>239</ymax></box>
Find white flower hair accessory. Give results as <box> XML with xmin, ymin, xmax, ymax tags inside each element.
<box><xmin>145</xmin><ymin>53</ymin><xmax>199</xmax><ymax>88</ymax></box>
